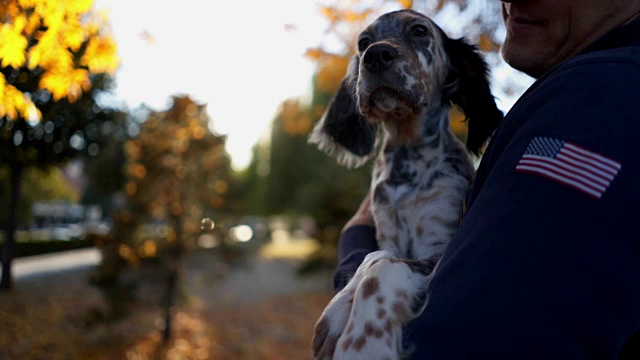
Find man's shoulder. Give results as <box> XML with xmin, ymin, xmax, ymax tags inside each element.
<box><xmin>544</xmin><ymin>45</ymin><xmax>640</xmax><ymax>88</ymax></box>
<box><xmin>515</xmin><ymin>46</ymin><xmax>640</xmax><ymax>115</ymax></box>
<box><xmin>485</xmin><ymin>45</ymin><xmax>640</xmax><ymax>188</ymax></box>
<box><xmin>567</xmin><ymin>45</ymin><xmax>640</xmax><ymax>68</ymax></box>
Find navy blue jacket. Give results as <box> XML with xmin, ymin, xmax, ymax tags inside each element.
<box><xmin>335</xmin><ymin>19</ymin><xmax>640</xmax><ymax>359</ymax></box>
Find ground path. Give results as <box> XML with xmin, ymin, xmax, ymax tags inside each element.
<box><xmin>0</xmin><ymin>236</ymin><xmax>335</xmax><ymax>359</ymax></box>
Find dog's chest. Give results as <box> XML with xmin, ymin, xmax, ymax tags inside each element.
<box><xmin>373</xmin><ymin>146</ymin><xmax>436</xmax><ymax>204</ymax></box>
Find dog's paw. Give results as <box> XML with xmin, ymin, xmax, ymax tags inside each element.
<box><xmin>312</xmin><ymin>250</ymin><xmax>397</xmax><ymax>359</ymax></box>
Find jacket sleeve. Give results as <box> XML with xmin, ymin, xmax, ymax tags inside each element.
<box><xmin>403</xmin><ymin>58</ymin><xmax>640</xmax><ymax>359</ymax></box>
<box><xmin>333</xmin><ymin>225</ymin><xmax>378</xmax><ymax>292</ymax></box>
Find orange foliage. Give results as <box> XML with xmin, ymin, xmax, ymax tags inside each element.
<box><xmin>449</xmin><ymin>107</ymin><xmax>468</xmax><ymax>139</ymax></box>
<box><xmin>0</xmin><ymin>0</ymin><xmax>119</xmax><ymax>120</ymax></box>
<box><xmin>479</xmin><ymin>33</ymin><xmax>501</xmax><ymax>52</ymax></box>
<box><xmin>315</xmin><ymin>54</ymin><xmax>351</xmax><ymax>94</ymax></box>
<box><xmin>306</xmin><ymin>0</ymin><xmax>413</xmax><ymax>97</ymax></box>
<box><xmin>281</xmin><ymin>99</ymin><xmax>313</xmax><ymax>136</ymax></box>
<box><xmin>123</xmin><ymin>95</ymin><xmax>232</xmax><ymax>257</ymax></box>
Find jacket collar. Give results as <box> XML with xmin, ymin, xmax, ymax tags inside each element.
<box><xmin>581</xmin><ymin>18</ymin><xmax>640</xmax><ymax>55</ymax></box>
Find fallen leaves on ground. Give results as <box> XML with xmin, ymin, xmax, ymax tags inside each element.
<box><xmin>0</xmin><ymin>249</ymin><xmax>334</xmax><ymax>360</ymax></box>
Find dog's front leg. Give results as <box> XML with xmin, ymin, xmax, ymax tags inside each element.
<box><xmin>334</xmin><ymin>257</ymin><xmax>433</xmax><ymax>360</ymax></box>
<box><xmin>313</xmin><ymin>250</ymin><xmax>396</xmax><ymax>360</ymax></box>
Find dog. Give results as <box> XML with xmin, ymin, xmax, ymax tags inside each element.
<box><xmin>308</xmin><ymin>9</ymin><xmax>503</xmax><ymax>359</ymax></box>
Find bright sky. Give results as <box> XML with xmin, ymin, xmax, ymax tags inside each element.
<box><xmin>94</xmin><ymin>0</ymin><xmax>533</xmax><ymax>171</ymax></box>
<box><xmin>94</xmin><ymin>0</ymin><xmax>329</xmax><ymax>170</ymax></box>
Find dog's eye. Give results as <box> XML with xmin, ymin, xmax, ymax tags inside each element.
<box><xmin>410</xmin><ymin>24</ymin><xmax>428</xmax><ymax>37</ymax></box>
<box><xmin>358</xmin><ymin>38</ymin><xmax>371</xmax><ymax>52</ymax></box>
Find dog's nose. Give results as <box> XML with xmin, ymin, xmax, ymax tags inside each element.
<box><xmin>363</xmin><ymin>44</ymin><xmax>397</xmax><ymax>73</ymax></box>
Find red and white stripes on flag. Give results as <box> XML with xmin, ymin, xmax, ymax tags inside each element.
<box><xmin>515</xmin><ymin>137</ymin><xmax>621</xmax><ymax>199</ymax></box>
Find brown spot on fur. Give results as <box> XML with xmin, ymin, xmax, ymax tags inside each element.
<box><xmin>342</xmin><ymin>336</ymin><xmax>353</xmax><ymax>352</ymax></box>
<box><xmin>346</xmin><ymin>321</ymin><xmax>354</xmax><ymax>335</ymax></box>
<box><xmin>416</xmin><ymin>224</ymin><xmax>424</xmax><ymax>237</ymax></box>
<box><xmin>354</xmin><ymin>335</ymin><xmax>367</xmax><ymax>351</ymax></box>
<box><xmin>366</xmin><ymin>323</ymin><xmax>384</xmax><ymax>338</ymax></box>
<box><xmin>377</xmin><ymin>307</ymin><xmax>387</xmax><ymax>319</ymax></box>
<box><xmin>376</xmin><ymin>296</ymin><xmax>385</xmax><ymax>304</ymax></box>
<box><xmin>365</xmin><ymin>321</ymin><xmax>376</xmax><ymax>336</ymax></box>
<box><xmin>361</xmin><ymin>277</ymin><xmax>380</xmax><ymax>299</ymax></box>
<box><xmin>392</xmin><ymin>301</ymin><xmax>410</xmax><ymax>319</ymax></box>
<box><xmin>384</xmin><ymin>319</ymin><xmax>392</xmax><ymax>334</ymax></box>
<box><xmin>363</xmin><ymin>322</ymin><xmax>385</xmax><ymax>339</ymax></box>
<box><xmin>395</xmin><ymin>289</ymin><xmax>410</xmax><ymax>301</ymax></box>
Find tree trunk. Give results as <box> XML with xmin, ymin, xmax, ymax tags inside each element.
<box><xmin>162</xmin><ymin>215</ymin><xmax>183</xmax><ymax>343</ymax></box>
<box><xmin>162</xmin><ymin>256</ymin><xmax>178</xmax><ymax>343</ymax></box>
<box><xmin>1</xmin><ymin>162</ymin><xmax>24</xmax><ymax>290</ymax></box>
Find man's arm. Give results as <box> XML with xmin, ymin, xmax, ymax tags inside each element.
<box><xmin>333</xmin><ymin>192</ymin><xmax>378</xmax><ymax>292</ymax></box>
<box><xmin>403</xmin><ymin>57</ymin><xmax>640</xmax><ymax>358</ymax></box>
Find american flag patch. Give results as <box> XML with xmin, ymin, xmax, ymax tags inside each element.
<box><xmin>515</xmin><ymin>137</ymin><xmax>621</xmax><ymax>199</ymax></box>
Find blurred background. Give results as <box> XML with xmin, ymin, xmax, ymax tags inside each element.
<box><xmin>0</xmin><ymin>0</ymin><xmax>533</xmax><ymax>359</ymax></box>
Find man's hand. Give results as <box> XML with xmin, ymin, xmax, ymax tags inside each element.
<box><xmin>342</xmin><ymin>192</ymin><xmax>374</xmax><ymax>232</ymax></box>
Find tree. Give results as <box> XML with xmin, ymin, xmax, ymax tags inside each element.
<box><xmin>0</xmin><ymin>165</ymin><xmax>80</xmax><ymax>226</ymax></box>
<box><xmin>0</xmin><ymin>0</ymin><xmax>119</xmax><ymax>289</ymax></box>
<box><xmin>119</xmin><ymin>95</ymin><xmax>233</xmax><ymax>341</ymax></box>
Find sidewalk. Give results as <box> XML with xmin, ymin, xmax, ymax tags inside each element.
<box><xmin>11</xmin><ymin>247</ymin><xmax>101</xmax><ymax>279</ymax></box>
<box><xmin>0</xmin><ymin>239</ymin><xmax>335</xmax><ymax>360</ymax></box>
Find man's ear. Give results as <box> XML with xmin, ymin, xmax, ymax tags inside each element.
<box><xmin>308</xmin><ymin>55</ymin><xmax>377</xmax><ymax>168</ymax></box>
<box><xmin>444</xmin><ymin>37</ymin><xmax>503</xmax><ymax>156</ymax></box>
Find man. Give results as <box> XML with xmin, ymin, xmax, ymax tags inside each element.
<box><xmin>335</xmin><ymin>0</ymin><xmax>640</xmax><ymax>358</ymax></box>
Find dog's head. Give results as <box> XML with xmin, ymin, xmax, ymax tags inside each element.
<box><xmin>309</xmin><ymin>9</ymin><xmax>503</xmax><ymax>167</ymax></box>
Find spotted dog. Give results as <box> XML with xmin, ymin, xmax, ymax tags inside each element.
<box><xmin>308</xmin><ymin>9</ymin><xmax>503</xmax><ymax>360</ymax></box>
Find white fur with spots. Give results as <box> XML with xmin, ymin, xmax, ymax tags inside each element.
<box><xmin>310</xmin><ymin>9</ymin><xmax>501</xmax><ymax>360</ymax></box>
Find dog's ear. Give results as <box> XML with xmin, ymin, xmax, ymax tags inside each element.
<box><xmin>308</xmin><ymin>55</ymin><xmax>377</xmax><ymax>168</ymax></box>
<box><xmin>444</xmin><ymin>37</ymin><xmax>503</xmax><ymax>156</ymax></box>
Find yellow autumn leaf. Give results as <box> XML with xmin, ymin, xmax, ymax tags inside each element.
<box><xmin>0</xmin><ymin>74</ymin><xmax>34</xmax><ymax>120</ymax></box>
<box><xmin>23</xmin><ymin>12</ymin><xmax>40</xmax><ymax>35</ymax></box>
<box><xmin>40</xmin><ymin>68</ymin><xmax>89</xmax><ymax>102</ymax></box>
<box><xmin>0</xmin><ymin>2</ymin><xmax>20</xmax><ymax>19</ymax></box>
<box><xmin>0</xmin><ymin>0</ymin><xmax>119</xmax><ymax>119</ymax></box>
<box><xmin>316</xmin><ymin>55</ymin><xmax>350</xmax><ymax>93</ymax></box>
<box><xmin>449</xmin><ymin>107</ymin><xmax>468</xmax><ymax>139</ymax></box>
<box><xmin>304</xmin><ymin>48</ymin><xmax>326</xmax><ymax>60</ymax></box>
<box><xmin>343</xmin><ymin>10</ymin><xmax>372</xmax><ymax>23</ymax></box>
<box><xmin>479</xmin><ymin>33</ymin><xmax>501</xmax><ymax>52</ymax></box>
<box><xmin>63</xmin><ymin>22</ymin><xmax>85</xmax><ymax>52</ymax></box>
<box><xmin>320</xmin><ymin>6</ymin><xmax>339</xmax><ymax>23</ymax></box>
<box><xmin>81</xmin><ymin>35</ymin><xmax>119</xmax><ymax>74</ymax></box>
<box><xmin>68</xmin><ymin>0</ymin><xmax>93</xmax><ymax>14</ymax></box>
<box><xmin>398</xmin><ymin>0</ymin><xmax>413</xmax><ymax>9</ymax></box>
<box><xmin>0</xmin><ymin>22</ymin><xmax>28</xmax><ymax>68</ymax></box>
